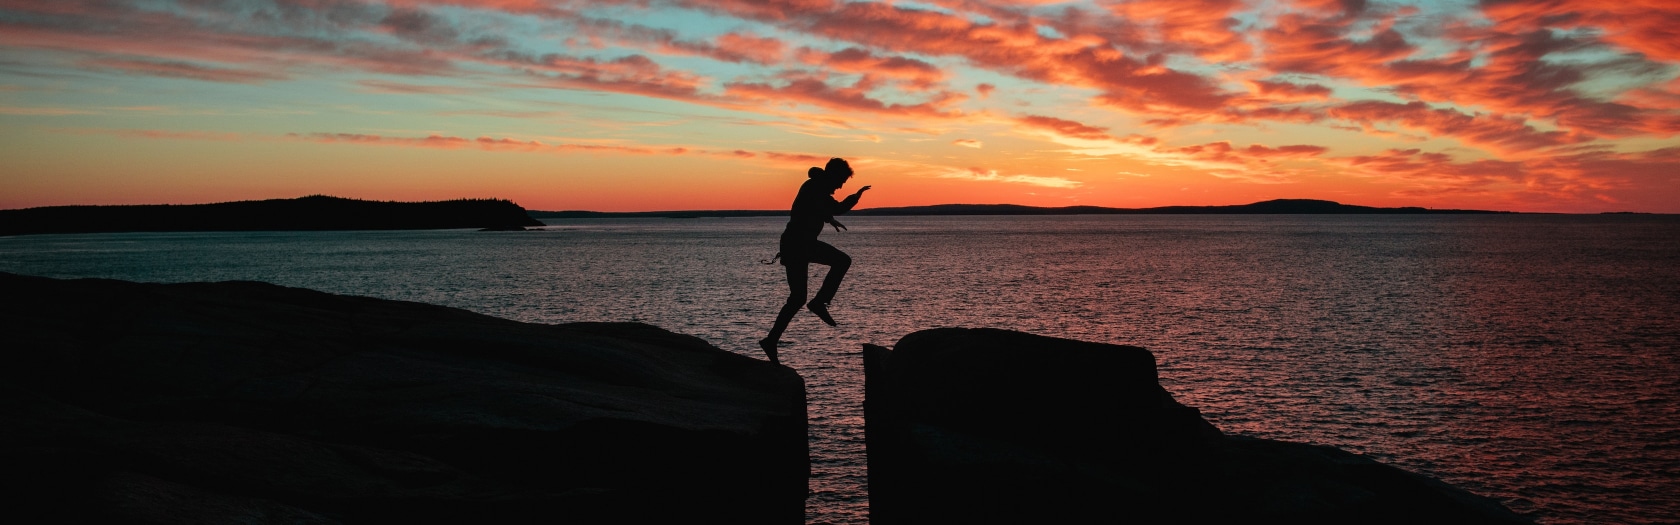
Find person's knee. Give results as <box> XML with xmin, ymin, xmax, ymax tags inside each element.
<box><xmin>834</xmin><ymin>253</ymin><xmax>852</xmax><ymax>269</ymax></box>
<box><xmin>784</xmin><ymin>292</ymin><xmax>807</xmax><ymax>306</ymax></box>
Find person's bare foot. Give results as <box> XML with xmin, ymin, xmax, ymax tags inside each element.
<box><xmin>807</xmin><ymin>301</ymin><xmax>837</xmax><ymax>326</ymax></box>
<box><xmin>758</xmin><ymin>338</ymin><xmax>780</xmax><ymax>365</ymax></box>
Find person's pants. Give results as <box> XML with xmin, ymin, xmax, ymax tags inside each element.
<box><xmin>767</xmin><ymin>241</ymin><xmax>851</xmax><ymax>340</ymax></box>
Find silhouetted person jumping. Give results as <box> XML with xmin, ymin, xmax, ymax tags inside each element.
<box><xmin>760</xmin><ymin>157</ymin><xmax>870</xmax><ymax>364</ymax></box>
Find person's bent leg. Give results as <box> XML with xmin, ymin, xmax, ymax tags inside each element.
<box><xmin>805</xmin><ymin>242</ymin><xmax>850</xmax><ymax>326</ymax></box>
<box><xmin>810</xmin><ymin>242</ymin><xmax>851</xmax><ymax>306</ymax></box>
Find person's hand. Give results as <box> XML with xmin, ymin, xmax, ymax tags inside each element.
<box><xmin>830</xmin><ymin>219</ymin><xmax>848</xmax><ymax>232</ymax></box>
<box><xmin>855</xmin><ymin>185</ymin><xmax>872</xmax><ymax>197</ymax></box>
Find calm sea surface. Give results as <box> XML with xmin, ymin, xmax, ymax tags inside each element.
<box><xmin>2</xmin><ymin>215</ymin><xmax>1677</xmax><ymax>525</ymax></box>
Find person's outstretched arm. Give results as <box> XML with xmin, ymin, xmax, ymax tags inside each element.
<box><xmin>833</xmin><ymin>185</ymin><xmax>871</xmax><ymax>214</ymax></box>
<box><xmin>826</xmin><ymin>186</ymin><xmax>870</xmax><ymax>231</ymax></box>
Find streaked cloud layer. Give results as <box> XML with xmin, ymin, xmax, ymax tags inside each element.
<box><xmin>2</xmin><ymin>0</ymin><xmax>1677</xmax><ymax>211</ymax></box>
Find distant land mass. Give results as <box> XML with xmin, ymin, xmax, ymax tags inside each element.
<box><xmin>0</xmin><ymin>195</ymin><xmax>543</xmax><ymax>236</ymax></box>
<box><xmin>0</xmin><ymin>198</ymin><xmax>1517</xmax><ymax>236</ymax></box>
<box><xmin>531</xmin><ymin>199</ymin><xmax>1512</xmax><ymax>219</ymax></box>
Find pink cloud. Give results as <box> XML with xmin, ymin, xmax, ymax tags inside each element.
<box><xmin>1327</xmin><ymin>145</ymin><xmax>1680</xmax><ymax>208</ymax></box>
<box><xmin>1237</xmin><ymin>1</ymin><xmax>1680</xmax><ymax>138</ymax></box>
<box><xmin>553</xmin><ymin>11</ymin><xmax>793</xmax><ymax>66</ymax></box>
<box><xmin>798</xmin><ymin>47</ymin><xmax>946</xmax><ymax>90</ymax></box>
<box><xmin>9</xmin><ymin>0</ymin><xmax>1677</xmax><ymax>198</ymax></box>
<box><xmin>1258</xmin><ymin>10</ymin><xmax>1416</xmax><ymax>76</ymax></box>
<box><xmin>487</xmin><ymin>51</ymin><xmax>718</xmax><ymax>103</ymax></box>
<box><xmin>1165</xmin><ymin>140</ymin><xmax>1328</xmax><ymax>164</ymax></box>
<box><xmin>79</xmin><ymin>57</ymin><xmax>288</xmax><ymax>84</ymax></box>
<box><xmin>356</xmin><ymin>79</ymin><xmax>472</xmax><ymax>94</ymax></box>
<box><xmin>1014</xmin><ymin>115</ymin><xmax>1111</xmax><ymax>140</ymax></box>
<box><xmin>725</xmin><ymin>74</ymin><xmax>964</xmax><ymax>117</ymax></box>
<box><xmin>0</xmin><ymin>1</ymin><xmax>460</xmax><ymax>79</ymax></box>
<box><xmin>1248</xmin><ymin>79</ymin><xmax>1333</xmax><ymax>101</ymax></box>
<box><xmin>296</xmin><ymin>131</ymin><xmax>670</xmax><ymax>153</ymax></box>
<box><xmin>1618</xmin><ymin>77</ymin><xmax>1680</xmax><ymax>111</ymax></box>
<box><xmin>1329</xmin><ymin>100</ymin><xmax>1592</xmax><ymax>154</ymax></box>
<box><xmin>1244</xmin><ymin>144</ymin><xmax>1329</xmax><ymax>157</ymax></box>
<box><xmin>1481</xmin><ymin>0</ymin><xmax>1680</xmax><ymax>63</ymax></box>
<box><xmin>760</xmin><ymin>151</ymin><xmax>827</xmax><ymax>164</ymax></box>
<box><xmin>379</xmin><ymin>6</ymin><xmax>463</xmax><ymax>46</ymax></box>
<box><xmin>287</xmin><ymin>131</ymin><xmax>828</xmax><ymax>164</ymax></box>
<box><xmin>51</xmin><ymin>127</ymin><xmax>242</xmax><ymax>141</ymax></box>
<box><xmin>1372</xmin><ymin>26</ymin><xmax>1673</xmax><ymax>138</ymax></box>
<box><xmin>660</xmin><ymin>0</ymin><xmax>1238</xmax><ymax>120</ymax></box>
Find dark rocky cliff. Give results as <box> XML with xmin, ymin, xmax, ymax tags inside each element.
<box><xmin>0</xmin><ymin>272</ymin><xmax>1535</xmax><ymax>524</ymax></box>
<box><xmin>864</xmin><ymin>328</ymin><xmax>1531</xmax><ymax>524</ymax></box>
<box><xmin>0</xmin><ymin>273</ymin><xmax>807</xmax><ymax>524</ymax></box>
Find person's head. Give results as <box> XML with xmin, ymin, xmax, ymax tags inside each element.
<box><xmin>820</xmin><ymin>157</ymin><xmax>852</xmax><ymax>190</ymax></box>
<box><xmin>807</xmin><ymin>158</ymin><xmax>853</xmax><ymax>191</ymax></box>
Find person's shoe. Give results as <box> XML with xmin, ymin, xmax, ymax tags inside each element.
<box><xmin>759</xmin><ymin>338</ymin><xmax>780</xmax><ymax>365</ymax></box>
<box><xmin>807</xmin><ymin>301</ymin><xmax>837</xmax><ymax>326</ymax></box>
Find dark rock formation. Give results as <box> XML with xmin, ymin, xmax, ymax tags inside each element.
<box><xmin>0</xmin><ymin>195</ymin><xmax>544</xmax><ymax>236</ymax></box>
<box><xmin>864</xmin><ymin>328</ymin><xmax>1530</xmax><ymax>524</ymax></box>
<box><xmin>0</xmin><ymin>273</ymin><xmax>807</xmax><ymax>524</ymax></box>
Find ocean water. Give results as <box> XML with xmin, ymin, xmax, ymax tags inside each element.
<box><xmin>2</xmin><ymin>215</ymin><xmax>1677</xmax><ymax>525</ymax></box>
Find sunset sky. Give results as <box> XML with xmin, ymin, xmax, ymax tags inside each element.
<box><xmin>2</xmin><ymin>0</ymin><xmax>1678</xmax><ymax>212</ymax></box>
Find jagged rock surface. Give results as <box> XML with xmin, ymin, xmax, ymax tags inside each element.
<box><xmin>864</xmin><ymin>328</ymin><xmax>1530</xmax><ymax>524</ymax></box>
<box><xmin>0</xmin><ymin>273</ymin><xmax>807</xmax><ymax>524</ymax></box>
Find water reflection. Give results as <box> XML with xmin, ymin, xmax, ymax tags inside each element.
<box><xmin>1</xmin><ymin>215</ymin><xmax>1676</xmax><ymax>525</ymax></box>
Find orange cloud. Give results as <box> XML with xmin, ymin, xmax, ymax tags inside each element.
<box><xmin>1103</xmin><ymin>0</ymin><xmax>1252</xmax><ymax>62</ymax></box>
<box><xmin>713</xmin><ymin>32</ymin><xmax>787</xmax><ymax>64</ymax></box>
<box><xmin>1481</xmin><ymin>0</ymin><xmax>1680</xmax><ymax>63</ymax></box>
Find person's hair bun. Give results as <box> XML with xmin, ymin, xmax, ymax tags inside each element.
<box><xmin>808</xmin><ymin>167</ymin><xmax>825</xmax><ymax>178</ymax></box>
